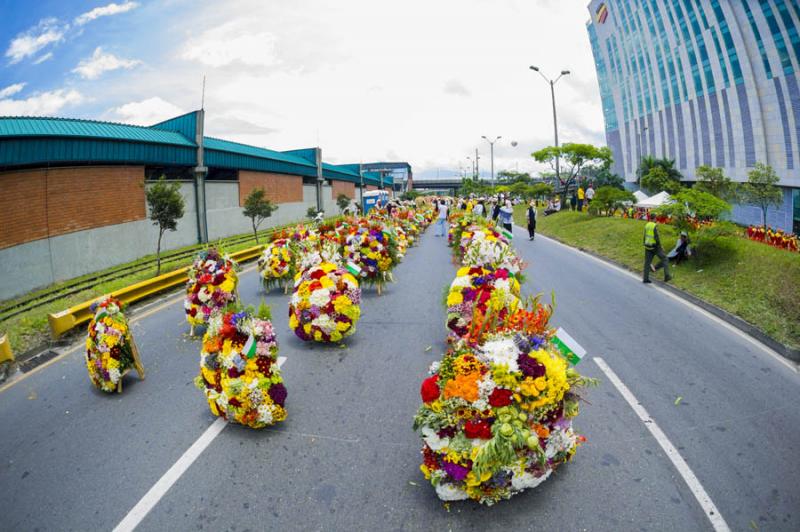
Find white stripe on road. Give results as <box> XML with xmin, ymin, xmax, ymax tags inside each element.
<box><xmin>113</xmin><ymin>355</ymin><xmax>286</xmax><ymax>532</ymax></box>
<box><xmin>517</xmin><ymin>226</ymin><xmax>798</xmax><ymax>374</ymax></box>
<box><xmin>593</xmin><ymin>357</ymin><xmax>731</xmax><ymax>532</ymax></box>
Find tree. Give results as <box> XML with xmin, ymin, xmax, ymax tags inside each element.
<box><xmin>655</xmin><ymin>188</ymin><xmax>731</xmax><ymax>234</ymax></box>
<box><xmin>509</xmin><ymin>181</ymin><xmax>531</xmax><ymax>198</ymax></box>
<box><xmin>307</xmin><ymin>206</ymin><xmax>321</xmax><ymax>219</ymax></box>
<box><xmin>741</xmin><ymin>162</ymin><xmax>783</xmax><ymax>228</ymax></box>
<box><xmin>497</xmin><ymin>170</ymin><xmax>531</xmax><ymax>184</ymax></box>
<box><xmin>145</xmin><ymin>176</ymin><xmax>185</xmax><ymax>275</ymax></box>
<box><xmin>336</xmin><ymin>193</ymin><xmax>351</xmax><ymax>213</ymax></box>
<box><xmin>640</xmin><ymin>166</ymin><xmax>682</xmax><ymax>195</ymax></box>
<box><xmin>529</xmin><ymin>182</ymin><xmax>554</xmax><ymax>200</ymax></box>
<box><xmin>532</xmin><ymin>143</ymin><xmax>612</xmax><ymax>202</ymax></box>
<box><xmin>585</xmin><ymin>165</ymin><xmax>625</xmax><ymax>190</ymax></box>
<box><xmin>243</xmin><ymin>187</ymin><xmax>278</xmax><ymax>244</ymax></box>
<box><xmin>400</xmin><ymin>190</ymin><xmax>421</xmax><ymax>201</ymax></box>
<box><xmin>588</xmin><ymin>186</ymin><xmax>635</xmax><ymax>216</ymax></box>
<box><xmin>694</xmin><ymin>165</ymin><xmax>737</xmax><ymax>201</ymax></box>
<box><xmin>637</xmin><ymin>156</ymin><xmax>682</xmax><ymax>183</ymax></box>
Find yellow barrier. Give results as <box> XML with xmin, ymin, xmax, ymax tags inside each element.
<box><xmin>0</xmin><ymin>334</ymin><xmax>13</xmax><ymax>363</ymax></box>
<box><xmin>47</xmin><ymin>244</ymin><xmax>263</xmax><ymax>339</ymax></box>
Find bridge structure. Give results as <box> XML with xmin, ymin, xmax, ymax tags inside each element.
<box><xmin>411</xmin><ymin>176</ymin><xmax>465</xmax><ymax>195</ymax></box>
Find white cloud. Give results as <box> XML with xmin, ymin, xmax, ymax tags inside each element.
<box><xmin>444</xmin><ymin>79</ymin><xmax>471</xmax><ymax>97</ymax></box>
<box><xmin>73</xmin><ymin>47</ymin><xmax>141</xmax><ymax>79</ymax></box>
<box><xmin>0</xmin><ymin>83</ymin><xmax>26</xmax><ymax>99</ymax></box>
<box><xmin>181</xmin><ymin>20</ymin><xmax>280</xmax><ymax>68</ymax></box>
<box><xmin>107</xmin><ymin>97</ymin><xmax>184</xmax><ymax>125</ymax></box>
<box><xmin>5</xmin><ymin>18</ymin><xmax>65</xmax><ymax>64</ymax></box>
<box><xmin>0</xmin><ymin>89</ymin><xmax>82</xmax><ymax>116</ymax></box>
<box><xmin>32</xmin><ymin>52</ymin><xmax>54</xmax><ymax>64</ymax></box>
<box><xmin>74</xmin><ymin>1</ymin><xmax>139</xmax><ymax>26</ymax></box>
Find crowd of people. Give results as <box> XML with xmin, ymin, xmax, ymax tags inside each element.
<box><xmin>746</xmin><ymin>225</ymin><xmax>799</xmax><ymax>252</ymax></box>
<box><xmin>433</xmin><ymin>195</ymin><xmax>537</xmax><ymax>240</ymax></box>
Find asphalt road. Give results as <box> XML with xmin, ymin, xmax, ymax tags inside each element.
<box><xmin>0</xmin><ymin>224</ymin><xmax>797</xmax><ymax>531</ymax></box>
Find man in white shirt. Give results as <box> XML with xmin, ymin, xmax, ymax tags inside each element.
<box><xmin>435</xmin><ymin>200</ymin><xmax>449</xmax><ymax>237</ymax></box>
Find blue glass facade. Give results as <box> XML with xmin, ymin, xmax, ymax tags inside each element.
<box><xmin>587</xmin><ymin>0</ymin><xmax>799</xmax><ymax>231</ymax></box>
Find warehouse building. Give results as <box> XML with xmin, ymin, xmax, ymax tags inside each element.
<box><xmin>0</xmin><ymin>110</ymin><xmax>397</xmax><ymax>299</ymax></box>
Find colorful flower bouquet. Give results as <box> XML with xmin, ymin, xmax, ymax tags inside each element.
<box><xmin>257</xmin><ymin>238</ymin><xmax>294</xmax><ymax>292</ymax></box>
<box><xmin>289</xmin><ymin>262</ymin><xmax>361</xmax><ymax>342</ymax></box>
<box><xmin>184</xmin><ymin>249</ymin><xmax>239</xmax><ymax>334</ymax></box>
<box><xmin>461</xmin><ymin>228</ymin><xmax>524</xmax><ymax>275</ymax></box>
<box><xmin>414</xmin><ymin>301</ymin><xmax>597</xmax><ymax>505</ymax></box>
<box><xmin>85</xmin><ymin>296</ymin><xmax>145</xmax><ymax>393</ymax></box>
<box><xmin>446</xmin><ymin>266</ymin><xmax>521</xmax><ymax>338</ymax></box>
<box><xmin>196</xmin><ymin>305</ymin><xmax>287</xmax><ymax>428</ymax></box>
<box><xmin>344</xmin><ymin>224</ymin><xmax>398</xmax><ymax>287</ymax></box>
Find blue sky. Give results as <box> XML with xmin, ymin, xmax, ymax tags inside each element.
<box><xmin>0</xmin><ymin>0</ymin><xmax>605</xmax><ymax>177</ymax></box>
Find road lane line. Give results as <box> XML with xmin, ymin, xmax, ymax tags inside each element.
<box><xmin>0</xmin><ymin>265</ymin><xmax>260</xmax><ymax>394</ymax></box>
<box><xmin>593</xmin><ymin>356</ymin><xmax>731</xmax><ymax>532</ymax></box>
<box><xmin>518</xmin><ymin>226</ymin><xmax>798</xmax><ymax>374</ymax></box>
<box><xmin>113</xmin><ymin>355</ymin><xmax>286</xmax><ymax>532</ymax></box>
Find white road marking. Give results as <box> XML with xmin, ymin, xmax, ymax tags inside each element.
<box><xmin>113</xmin><ymin>355</ymin><xmax>286</xmax><ymax>532</ymax></box>
<box><xmin>593</xmin><ymin>356</ymin><xmax>731</xmax><ymax>532</ymax></box>
<box><xmin>519</xmin><ymin>226</ymin><xmax>798</xmax><ymax>374</ymax></box>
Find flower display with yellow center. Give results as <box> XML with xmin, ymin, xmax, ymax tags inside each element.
<box><xmin>289</xmin><ymin>262</ymin><xmax>361</xmax><ymax>343</ymax></box>
<box><xmin>184</xmin><ymin>248</ymin><xmax>239</xmax><ymax>328</ymax></box>
<box><xmin>84</xmin><ymin>296</ymin><xmax>138</xmax><ymax>393</ymax></box>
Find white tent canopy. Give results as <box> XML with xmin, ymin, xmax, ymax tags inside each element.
<box><xmin>635</xmin><ymin>191</ymin><xmax>672</xmax><ymax>208</ymax></box>
<box><xmin>632</xmin><ymin>190</ymin><xmax>649</xmax><ymax>203</ymax></box>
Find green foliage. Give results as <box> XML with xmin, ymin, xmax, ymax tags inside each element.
<box><xmin>400</xmin><ymin>190</ymin><xmax>421</xmax><ymax>201</ymax></box>
<box><xmin>532</xmin><ymin>143</ymin><xmax>613</xmax><ymax>200</ymax></box>
<box><xmin>508</xmin><ymin>181</ymin><xmax>531</xmax><ymax>198</ymax></box>
<box><xmin>307</xmin><ymin>206</ymin><xmax>321</xmax><ymax>219</ymax></box>
<box><xmin>145</xmin><ymin>176</ymin><xmax>185</xmax><ymax>275</ymax></box>
<box><xmin>460</xmin><ymin>177</ymin><xmax>493</xmax><ymax>197</ymax></box>
<box><xmin>637</xmin><ymin>156</ymin><xmax>682</xmax><ymax>182</ymax></box>
<box><xmin>497</xmin><ymin>170</ymin><xmax>531</xmax><ymax>184</ymax></box>
<box><xmin>257</xmin><ymin>299</ymin><xmax>272</xmax><ymax>320</ymax></box>
<box><xmin>529</xmin><ymin>182</ymin><xmax>554</xmax><ymax>199</ymax></box>
<box><xmin>694</xmin><ymin>165</ymin><xmax>737</xmax><ymax>201</ymax></box>
<box><xmin>641</xmin><ymin>166</ymin><xmax>682</xmax><ymax>195</ymax></box>
<box><xmin>243</xmin><ymin>187</ymin><xmax>278</xmax><ymax>243</ymax></box>
<box><xmin>588</xmin><ymin>166</ymin><xmax>625</xmax><ymax>189</ymax></box>
<box><xmin>336</xmin><ymin>193</ymin><xmax>352</xmax><ymax>212</ymax></box>
<box><xmin>741</xmin><ymin>162</ymin><xmax>783</xmax><ymax>227</ymax></box>
<box><xmin>655</xmin><ymin>188</ymin><xmax>731</xmax><ymax>234</ymax></box>
<box><xmin>588</xmin><ymin>186</ymin><xmax>635</xmax><ymax>216</ymax></box>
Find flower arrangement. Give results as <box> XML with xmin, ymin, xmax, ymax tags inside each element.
<box><xmin>257</xmin><ymin>238</ymin><xmax>294</xmax><ymax>291</ymax></box>
<box><xmin>446</xmin><ymin>266</ymin><xmax>521</xmax><ymax>338</ymax></box>
<box><xmin>85</xmin><ymin>296</ymin><xmax>144</xmax><ymax>393</ymax></box>
<box><xmin>196</xmin><ymin>304</ymin><xmax>287</xmax><ymax>428</ymax></box>
<box><xmin>288</xmin><ymin>262</ymin><xmax>361</xmax><ymax>342</ymax></box>
<box><xmin>461</xmin><ymin>229</ymin><xmax>524</xmax><ymax>274</ymax></box>
<box><xmin>344</xmin><ymin>224</ymin><xmax>398</xmax><ymax>286</ymax></box>
<box><xmin>414</xmin><ymin>301</ymin><xmax>597</xmax><ymax>505</ymax></box>
<box><xmin>184</xmin><ymin>248</ymin><xmax>239</xmax><ymax>333</ymax></box>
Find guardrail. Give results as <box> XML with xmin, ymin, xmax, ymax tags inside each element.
<box><xmin>47</xmin><ymin>244</ymin><xmax>263</xmax><ymax>339</ymax></box>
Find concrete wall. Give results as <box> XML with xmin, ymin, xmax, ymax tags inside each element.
<box><xmin>0</xmin><ymin>176</ymin><xmax>323</xmax><ymax>300</ymax></box>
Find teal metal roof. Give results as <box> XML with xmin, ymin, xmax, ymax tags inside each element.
<box><xmin>204</xmin><ymin>137</ymin><xmax>316</xmax><ymax>168</ymax></box>
<box><xmin>0</xmin><ymin>117</ymin><xmax>195</xmax><ymax>147</ymax></box>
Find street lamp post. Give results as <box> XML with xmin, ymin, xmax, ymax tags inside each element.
<box><xmin>481</xmin><ymin>135</ymin><xmax>501</xmax><ymax>184</ymax></box>
<box><xmin>529</xmin><ymin>66</ymin><xmax>570</xmax><ymax>191</ymax></box>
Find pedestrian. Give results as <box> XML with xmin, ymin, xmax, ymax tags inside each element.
<box><xmin>571</xmin><ymin>189</ymin><xmax>578</xmax><ymax>211</ymax></box>
<box><xmin>499</xmin><ymin>199</ymin><xmax>514</xmax><ymax>232</ymax></box>
<box><xmin>473</xmin><ymin>199</ymin><xmax>485</xmax><ymax>217</ymax></box>
<box><xmin>643</xmin><ymin>213</ymin><xmax>672</xmax><ymax>283</ymax></box>
<box><xmin>577</xmin><ymin>185</ymin><xmax>585</xmax><ymax>212</ymax></box>
<box><xmin>435</xmin><ymin>199</ymin><xmax>448</xmax><ymax>237</ymax></box>
<box><xmin>526</xmin><ymin>199</ymin><xmax>537</xmax><ymax>240</ymax></box>
<box><xmin>661</xmin><ymin>231</ymin><xmax>692</xmax><ymax>266</ymax></box>
<box><xmin>492</xmin><ymin>199</ymin><xmax>501</xmax><ymax>221</ymax></box>
<box><xmin>585</xmin><ymin>185</ymin><xmax>595</xmax><ymax>208</ymax></box>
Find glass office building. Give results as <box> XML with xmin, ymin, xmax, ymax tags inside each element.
<box><xmin>587</xmin><ymin>0</ymin><xmax>800</xmax><ymax>232</ymax></box>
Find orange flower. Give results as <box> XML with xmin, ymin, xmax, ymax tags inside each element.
<box><xmin>532</xmin><ymin>423</ymin><xmax>550</xmax><ymax>439</ymax></box>
<box><xmin>443</xmin><ymin>371</ymin><xmax>481</xmax><ymax>402</ymax></box>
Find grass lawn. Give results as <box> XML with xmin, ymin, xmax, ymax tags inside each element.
<box><xmin>514</xmin><ymin>205</ymin><xmax>800</xmax><ymax>350</ymax></box>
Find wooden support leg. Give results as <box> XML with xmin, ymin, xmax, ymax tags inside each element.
<box><xmin>190</xmin><ymin>324</ymin><xmax>195</xmax><ymax>337</ymax></box>
<box><xmin>130</xmin><ymin>338</ymin><xmax>146</xmax><ymax>380</ymax></box>
<box><xmin>376</xmin><ymin>283</ymin><xmax>382</xmax><ymax>296</ymax></box>
<box><xmin>117</xmin><ymin>376</ymin><xmax>123</xmax><ymax>394</ymax></box>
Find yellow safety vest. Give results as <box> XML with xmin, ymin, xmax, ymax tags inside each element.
<box><xmin>644</xmin><ymin>222</ymin><xmax>657</xmax><ymax>248</ymax></box>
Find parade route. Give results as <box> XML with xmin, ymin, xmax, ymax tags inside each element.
<box><xmin>1</xmin><ymin>228</ymin><xmax>798</xmax><ymax>531</ymax></box>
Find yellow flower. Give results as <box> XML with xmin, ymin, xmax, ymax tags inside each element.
<box><xmin>272</xmin><ymin>405</ymin><xmax>287</xmax><ymax>422</ymax></box>
<box><xmin>320</xmin><ymin>276</ymin><xmax>334</xmax><ymax>289</ymax></box>
<box><xmin>420</xmin><ymin>464</ymin><xmax>432</xmax><ymax>479</ymax></box>
<box><xmin>219</xmin><ymin>276</ymin><xmax>236</xmax><ymax>294</ymax></box>
<box><xmin>446</xmin><ymin>290</ymin><xmax>463</xmax><ymax>306</ymax></box>
<box><xmin>321</xmin><ymin>262</ymin><xmax>337</xmax><ymax>273</ymax></box>
<box><xmin>222</xmin><ymin>339</ymin><xmax>233</xmax><ymax>355</ymax></box>
<box><xmin>289</xmin><ymin>313</ymin><xmax>299</xmax><ymax>329</ymax></box>
<box><xmin>333</xmin><ymin>295</ymin><xmax>352</xmax><ymax>314</ymax></box>
<box><xmin>456</xmin><ymin>267</ymin><xmax>470</xmax><ymax>277</ymax></box>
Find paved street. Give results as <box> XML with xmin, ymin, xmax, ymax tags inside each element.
<box><xmin>0</xmin><ymin>227</ymin><xmax>798</xmax><ymax>531</ymax></box>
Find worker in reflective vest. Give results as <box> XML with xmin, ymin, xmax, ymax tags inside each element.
<box><xmin>643</xmin><ymin>212</ymin><xmax>672</xmax><ymax>283</ymax></box>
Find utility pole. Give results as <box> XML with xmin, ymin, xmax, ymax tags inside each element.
<box><xmin>529</xmin><ymin>66</ymin><xmax>570</xmax><ymax>191</ymax></box>
<box><xmin>475</xmin><ymin>148</ymin><xmax>480</xmax><ymax>180</ymax></box>
<box><xmin>481</xmin><ymin>136</ymin><xmax>501</xmax><ymax>184</ymax></box>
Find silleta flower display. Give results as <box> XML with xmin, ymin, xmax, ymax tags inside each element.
<box><xmin>196</xmin><ymin>307</ymin><xmax>287</xmax><ymax>428</ymax></box>
<box><xmin>184</xmin><ymin>248</ymin><xmax>239</xmax><ymax>333</ymax></box>
<box><xmin>85</xmin><ymin>295</ymin><xmax>145</xmax><ymax>393</ymax></box>
<box><xmin>446</xmin><ymin>266</ymin><xmax>521</xmax><ymax>339</ymax></box>
<box><xmin>289</xmin><ymin>262</ymin><xmax>362</xmax><ymax>343</ymax></box>
<box><xmin>257</xmin><ymin>238</ymin><xmax>294</xmax><ymax>291</ymax></box>
<box><xmin>344</xmin><ymin>223</ymin><xmax>398</xmax><ymax>286</ymax></box>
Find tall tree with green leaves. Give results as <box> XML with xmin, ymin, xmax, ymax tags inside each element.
<box><xmin>243</xmin><ymin>187</ymin><xmax>278</xmax><ymax>244</ymax></box>
<box><xmin>694</xmin><ymin>165</ymin><xmax>737</xmax><ymax>200</ymax></box>
<box><xmin>655</xmin><ymin>188</ymin><xmax>731</xmax><ymax>235</ymax></box>
<box><xmin>641</xmin><ymin>166</ymin><xmax>682</xmax><ymax>195</ymax></box>
<box><xmin>532</xmin><ymin>143</ymin><xmax>612</xmax><ymax>202</ymax></box>
<box><xmin>637</xmin><ymin>156</ymin><xmax>682</xmax><ymax>182</ymax></box>
<box><xmin>741</xmin><ymin>162</ymin><xmax>783</xmax><ymax>228</ymax></box>
<box><xmin>145</xmin><ymin>176</ymin><xmax>185</xmax><ymax>275</ymax></box>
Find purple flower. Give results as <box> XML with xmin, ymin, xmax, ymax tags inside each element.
<box><xmin>269</xmin><ymin>383</ymin><xmax>287</xmax><ymax>406</ymax></box>
<box><xmin>442</xmin><ymin>460</ymin><xmax>470</xmax><ymax>481</ymax></box>
<box><xmin>518</xmin><ymin>354</ymin><xmax>546</xmax><ymax>378</ymax></box>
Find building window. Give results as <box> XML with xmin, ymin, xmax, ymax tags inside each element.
<box><xmin>145</xmin><ymin>166</ymin><xmax>193</xmax><ymax>180</ymax></box>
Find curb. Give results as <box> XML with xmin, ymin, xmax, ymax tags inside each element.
<box><xmin>532</xmin><ymin>230</ymin><xmax>800</xmax><ymax>365</ymax></box>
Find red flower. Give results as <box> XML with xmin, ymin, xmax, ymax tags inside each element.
<box><xmin>495</xmin><ymin>269</ymin><xmax>509</xmax><ymax>280</ymax></box>
<box><xmin>489</xmin><ymin>388</ymin><xmax>513</xmax><ymax>407</ymax></box>
<box><xmin>310</xmin><ymin>269</ymin><xmax>326</xmax><ymax>280</ymax></box>
<box><xmin>464</xmin><ymin>419</ymin><xmax>493</xmax><ymax>439</ymax></box>
<box><xmin>420</xmin><ymin>375</ymin><xmax>440</xmax><ymax>403</ymax></box>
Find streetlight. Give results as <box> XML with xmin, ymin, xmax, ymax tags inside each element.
<box><xmin>481</xmin><ymin>135</ymin><xmax>501</xmax><ymax>184</ymax></box>
<box><xmin>529</xmin><ymin>65</ymin><xmax>570</xmax><ymax>188</ymax></box>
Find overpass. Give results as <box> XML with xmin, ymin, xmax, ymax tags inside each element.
<box><xmin>411</xmin><ymin>176</ymin><xmax>464</xmax><ymax>195</ymax></box>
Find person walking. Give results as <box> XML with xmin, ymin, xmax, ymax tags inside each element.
<box><xmin>585</xmin><ymin>185</ymin><xmax>595</xmax><ymax>209</ymax></box>
<box><xmin>526</xmin><ymin>199</ymin><xmax>537</xmax><ymax>240</ymax></box>
<box><xmin>570</xmin><ymin>189</ymin><xmax>578</xmax><ymax>211</ymax></box>
<box><xmin>473</xmin><ymin>199</ymin><xmax>484</xmax><ymax>217</ymax></box>
<box><xmin>643</xmin><ymin>213</ymin><xmax>672</xmax><ymax>283</ymax></box>
<box><xmin>577</xmin><ymin>186</ymin><xmax>585</xmax><ymax>212</ymax></box>
<box><xmin>435</xmin><ymin>199</ymin><xmax>448</xmax><ymax>237</ymax></box>
<box><xmin>499</xmin><ymin>199</ymin><xmax>514</xmax><ymax>233</ymax></box>
<box><xmin>492</xmin><ymin>198</ymin><xmax>501</xmax><ymax>221</ymax></box>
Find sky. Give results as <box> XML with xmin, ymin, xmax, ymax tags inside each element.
<box><xmin>0</xmin><ymin>0</ymin><xmax>605</xmax><ymax>178</ymax></box>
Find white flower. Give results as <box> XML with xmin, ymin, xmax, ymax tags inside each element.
<box><xmin>450</xmin><ymin>275</ymin><xmax>472</xmax><ymax>288</ymax></box>
<box><xmin>545</xmin><ymin>427</ymin><xmax>578</xmax><ymax>459</ymax></box>
<box><xmin>511</xmin><ymin>469</ymin><xmax>551</xmax><ymax>491</ymax></box>
<box><xmin>312</xmin><ymin>314</ymin><xmax>336</xmax><ymax>333</ymax></box>
<box><xmin>435</xmin><ymin>482</ymin><xmax>469</xmax><ymax>501</ymax></box>
<box><xmin>480</xmin><ymin>337</ymin><xmax>520</xmax><ymax>373</ymax></box>
<box><xmin>429</xmin><ymin>361</ymin><xmax>441</xmax><ymax>374</ymax></box>
<box><xmin>309</xmin><ymin>287</ymin><xmax>331</xmax><ymax>307</ymax></box>
<box><xmin>198</xmin><ymin>288</ymin><xmax>211</xmax><ymax>303</ymax></box>
<box><xmin>421</xmin><ymin>426</ymin><xmax>450</xmax><ymax>451</ymax></box>
<box><xmin>108</xmin><ymin>367</ymin><xmax>121</xmax><ymax>384</ymax></box>
<box><xmin>477</xmin><ymin>375</ymin><xmax>496</xmax><ymax>400</ymax></box>
<box><xmin>494</xmin><ymin>278</ymin><xmax>511</xmax><ymax>293</ymax></box>
<box><xmin>257</xmin><ymin>404</ymin><xmax>273</xmax><ymax>424</ymax></box>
